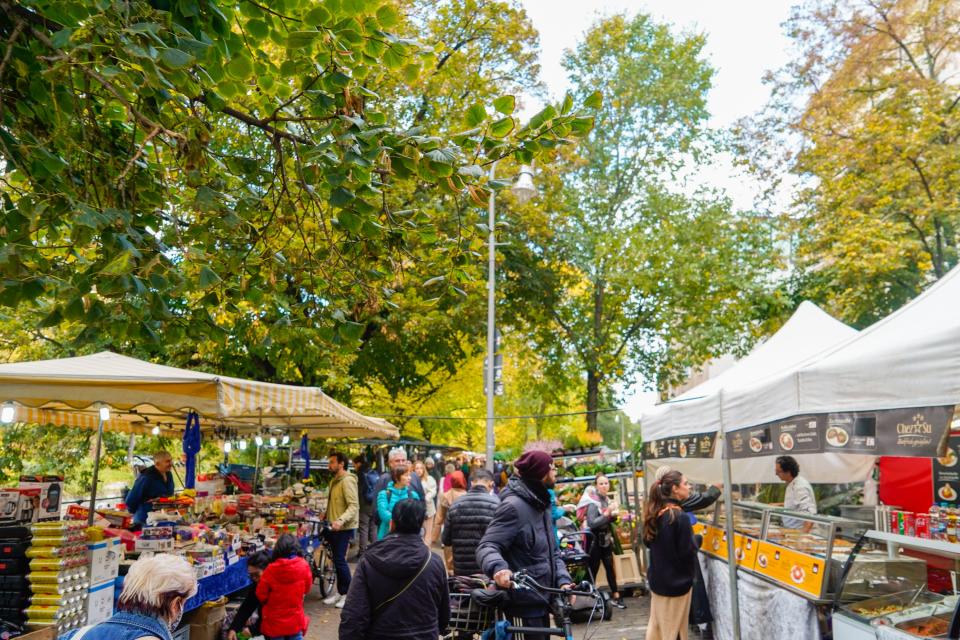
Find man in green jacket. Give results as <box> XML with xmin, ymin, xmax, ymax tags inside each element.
<box><xmin>324</xmin><ymin>451</ymin><xmax>359</xmax><ymax>608</ymax></box>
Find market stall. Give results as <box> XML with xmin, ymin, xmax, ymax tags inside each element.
<box><xmin>651</xmin><ymin>265</ymin><xmax>960</xmax><ymax>640</ymax></box>
<box><xmin>550</xmin><ymin>447</ymin><xmax>644</xmax><ymax>589</ymax></box>
<box><xmin>640</xmin><ymin>302</ymin><xmax>868</xmax><ymax>640</ymax></box>
<box><xmin>0</xmin><ymin>351</ymin><xmax>398</xmax><ymax>638</ymax></box>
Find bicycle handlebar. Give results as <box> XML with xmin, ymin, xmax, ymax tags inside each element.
<box><xmin>510</xmin><ymin>571</ymin><xmax>597</xmax><ymax>598</ymax></box>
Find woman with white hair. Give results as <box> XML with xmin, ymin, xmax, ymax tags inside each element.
<box><xmin>64</xmin><ymin>554</ymin><xmax>197</xmax><ymax>640</ymax></box>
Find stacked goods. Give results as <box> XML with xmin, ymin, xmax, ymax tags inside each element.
<box><xmin>0</xmin><ymin>525</ymin><xmax>32</xmax><ymax>633</ymax></box>
<box><xmin>25</xmin><ymin>521</ymin><xmax>89</xmax><ymax>634</ymax></box>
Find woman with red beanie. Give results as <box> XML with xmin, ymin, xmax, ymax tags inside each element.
<box><xmin>435</xmin><ymin>470</ymin><xmax>467</xmax><ymax>570</ymax></box>
<box><xmin>256</xmin><ymin>534</ymin><xmax>314</xmax><ymax>640</ymax></box>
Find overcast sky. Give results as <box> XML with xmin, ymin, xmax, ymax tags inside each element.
<box><xmin>518</xmin><ymin>0</ymin><xmax>797</xmax><ymax>419</ymax></box>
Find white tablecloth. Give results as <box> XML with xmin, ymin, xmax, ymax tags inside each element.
<box><xmin>701</xmin><ymin>555</ymin><xmax>821</xmax><ymax>640</ymax></box>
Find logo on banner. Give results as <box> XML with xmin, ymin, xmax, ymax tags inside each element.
<box><xmin>896</xmin><ymin>413</ymin><xmax>934</xmax><ymax>448</ymax></box>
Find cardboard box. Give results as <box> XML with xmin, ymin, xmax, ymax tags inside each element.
<box><xmin>88</xmin><ymin>538</ymin><xmax>123</xmax><ymax>584</ymax></box>
<box><xmin>85</xmin><ymin>579</ymin><xmax>115</xmax><ymax>625</ymax></box>
<box><xmin>134</xmin><ymin>537</ymin><xmax>174</xmax><ymax>552</ymax></box>
<box><xmin>170</xmin><ymin>625</ymin><xmax>190</xmax><ymax>640</ymax></box>
<box><xmin>15</xmin><ymin>626</ymin><xmax>56</xmax><ymax>640</ymax></box>
<box><xmin>18</xmin><ymin>489</ymin><xmax>39</xmax><ymax>524</ymax></box>
<box><xmin>18</xmin><ymin>476</ymin><xmax>63</xmax><ymax>522</ymax></box>
<box><xmin>186</xmin><ymin>602</ymin><xmax>225</xmax><ymax>640</ymax></box>
<box><xmin>184</xmin><ymin>601</ymin><xmax>226</xmax><ymax>626</ymax></box>
<box><xmin>0</xmin><ymin>491</ymin><xmax>20</xmax><ymax>524</ymax></box>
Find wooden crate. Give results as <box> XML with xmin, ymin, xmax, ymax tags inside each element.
<box><xmin>594</xmin><ymin>549</ymin><xmax>642</xmax><ymax>588</ymax></box>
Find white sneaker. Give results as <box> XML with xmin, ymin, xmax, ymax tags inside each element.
<box><xmin>323</xmin><ymin>594</ymin><xmax>339</xmax><ymax>605</ymax></box>
<box><xmin>335</xmin><ymin>595</ymin><xmax>347</xmax><ymax>608</ymax></box>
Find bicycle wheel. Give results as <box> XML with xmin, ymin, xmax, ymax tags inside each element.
<box><xmin>314</xmin><ymin>546</ymin><xmax>337</xmax><ymax>598</ymax></box>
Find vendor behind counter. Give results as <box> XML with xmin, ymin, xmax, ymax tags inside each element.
<box><xmin>125</xmin><ymin>451</ymin><xmax>175</xmax><ymax>527</ymax></box>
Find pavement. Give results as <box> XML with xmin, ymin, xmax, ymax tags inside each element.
<box><xmin>302</xmin><ymin>555</ymin><xmax>654</xmax><ymax>640</ymax></box>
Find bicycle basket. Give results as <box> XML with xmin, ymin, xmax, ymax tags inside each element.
<box><xmin>448</xmin><ymin>592</ymin><xmax>497</xmax><ymax>632</ymax></box>
<box><xmin>447</xmin><ymin>576</ymin><xmax>497</xmax><ymax>633</ymax></box>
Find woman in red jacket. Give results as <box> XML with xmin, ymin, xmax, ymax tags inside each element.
<box><xmin>256</xmin><ymin>534</ymin><xmax>314</xmax><ymax>640</ymax></box>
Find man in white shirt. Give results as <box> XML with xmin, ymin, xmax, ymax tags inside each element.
<box><xmin>776</xmin><ymin>455</ymin><xmax>817</xmax><ymax>529</ymax></box>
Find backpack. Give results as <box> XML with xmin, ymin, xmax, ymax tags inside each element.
<box><xmin>363</xmin><ymin>469</ymin><xmax>380</xmax><ymax>505</ymax></box>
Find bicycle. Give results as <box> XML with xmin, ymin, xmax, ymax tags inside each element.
<box><xmin>446</xmin><ymin>570</ymin><xmax>604</xmax><ymax>640</ymax></box>
<box><xmin>300</xmin><ymin>519</ymin><xmax>337</xmax><ymax>598</ymax></box>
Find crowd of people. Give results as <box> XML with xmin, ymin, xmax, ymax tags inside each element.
<box><xmin>72</xmin><ymin>448</ymin><xmax>643</xmax><ymax>640</ymax></box>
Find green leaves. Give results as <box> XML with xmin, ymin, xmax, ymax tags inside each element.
<box><xmin>159</xmin><ymin>48</ymin><xmax>194</xmax><ymax>69</ymax></box>
<box><xmin>464</xmin><ymin>103</ymin><xmax>487</xmax><ymax>127</ymax></box>
<box><xmin>493</xmin><ymin>95</ymin><xmax>516</xmax><ymax>115</ymax></box>
<box><xmin>583</xmin><ymin>90</ymin><xmax>603</xmax><ymax>109</ymax></box>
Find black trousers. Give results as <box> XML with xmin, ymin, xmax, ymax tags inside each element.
<box><xmin>588</xmin><ymin>541</ymin><xmax>618</xmax><ymax>594</ymax></box>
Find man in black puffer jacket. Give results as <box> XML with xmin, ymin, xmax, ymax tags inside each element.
<box><xmin>442</xmin><ymin>469</ymin><xmax>500</xmax><ymax>575</ymax></box>
<box><xmin>339</xmin><ymin>499</ymin><xmax>449</xmax><ymax>640</ymax></box>
<box><xmin>477</xmin><ymin>451</ymin><xmax>574</xmax><ymax>639</ymax></box>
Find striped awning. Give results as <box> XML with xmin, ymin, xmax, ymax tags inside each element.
<box><xmin>0</xmin><ymin>351</ymin><xmax>397</xmax><ymax>439</ymax></box>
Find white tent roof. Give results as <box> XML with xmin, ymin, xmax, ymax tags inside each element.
<box><xmin>642</xmin><ymin>301</ymin><xmax>858</xmax><ymax>443</ymax></box>
<box><xmin>0</xmin><ymin>351</ymin><xmax>398</xmax><ymax>439</ymax></box>
<box><xmin>722</xmin><ymin>265</ymin><xmax>960</xmax><ymax>434</ymax></box>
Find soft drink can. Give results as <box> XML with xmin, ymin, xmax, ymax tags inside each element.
<box><xmin>916</xmin><ymin>514</ymin><xmax>930</xmax><ymax>539</ymax></box>
<box><xmin>904</xmin><ymin>512</ymin><xmax>916</xmax><ymax>537</ymax></box>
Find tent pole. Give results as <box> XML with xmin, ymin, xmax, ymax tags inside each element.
<box><xmin>88</xmin><ymin>407</ymin><xmax>106</xmax><ymax>527</ymax></box>
<box><xmin>721</xmin><ymin>441</ymin><xmax>741</xmax><ymax>640</ymax></box>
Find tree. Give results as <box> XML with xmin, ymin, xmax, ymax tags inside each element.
<box><xmin>737</xmin><ymin>0</ymin><xmax>960</xmax><ymax>327</ymax></box>
<box><xmin>508</xmin><ymin>13</ymin><xmax>776</xmax><ymax>430</ymax></box>
<box><xmin>0</xmin><ymin>0</ymin><xmax>594</xmax><ymax>393</ymax></box>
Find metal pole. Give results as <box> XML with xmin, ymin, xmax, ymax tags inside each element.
<box><xmin>485</xmin><ymin>161</ymin><xmax>498</xmax><ymax>473</ymax></box>
<box><xmin>88</xmin><ymin>407</ymin><xmax>106</xmax><ymax>526</ymax></box>
<box><xmin>721</xmin><ymin>440</ymin><xmax>742</xmax><ymax>640</ymax></box>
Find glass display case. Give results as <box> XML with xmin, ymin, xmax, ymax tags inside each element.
<box><xmin>834</xmin><ymin>531</ymin><xmax>960</xmax><ymax>640</ymax></box>
<box><xmin>711</xmin><ymin>500</ymin><xmax>770</xmax><ymax>538</ymax></box>
<box><xmin>699</xmin><ymin>501</ymin><xmax>867</xmax><ymax>601</ymax></box>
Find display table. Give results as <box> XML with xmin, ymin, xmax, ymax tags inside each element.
<box><xmin>115</xmin><ymin>558</ymin><xmax>250</xmax><ymax>613</ymax></box>
<box><xmin>701</xmin><ymin>555</ymin><xmax>820</xmax><ymax>640</ymax></box>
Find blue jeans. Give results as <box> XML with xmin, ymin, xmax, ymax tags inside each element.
<box><xmin>266</xmin><ymin>635</ymin><xmax>302</xmax><ymax>640</ymax></box>
<box><xmin>326</xmin><ymin>529</ymin><xmax>355</xmax><ymax>595</ymax></box>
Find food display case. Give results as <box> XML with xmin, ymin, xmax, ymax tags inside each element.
<box><xmin>698</xmin><ymin>501</ymin><xmax>867</xmax><ymax>601</ymax></box>
<box><xmin>833</xmin><ymin>531</ymin><xmax>960</xmax><ymax>640</ymax></box>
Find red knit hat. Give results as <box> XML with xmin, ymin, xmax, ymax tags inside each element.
<box><xmin>514</xmin><ymin>450</ymin><xmax>553</xmax><ymax>480</ymax></box>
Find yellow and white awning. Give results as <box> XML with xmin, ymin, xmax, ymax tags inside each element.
<box><xmin>0</xmin><ymin>351</ymin><xmax>397</xmax><ymax>439</ymax></box>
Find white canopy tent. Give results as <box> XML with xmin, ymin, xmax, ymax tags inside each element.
<box><xmin>641</xmin><ymin>302</ymin><xmax>874</xmax><ymax>483</ymax></box>
<box><xmin>722</xmin><ymin>265</ymin><xmax>960</xmax><ymax>437</ymax></box>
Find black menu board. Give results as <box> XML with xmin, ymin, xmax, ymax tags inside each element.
<box><xmin>643</xmin><ymin>431</ymin><xmax>718</xmax><ymax>460</ymax></box>
<box><xmin>726</xmin><ymin>405</ymin><xmax>954</xmax><ymax>459</ymax></box>
<box><xmin>932</xmin><ymin>434</ymin><xmax>960</xmax><ymax>505</ymax></box>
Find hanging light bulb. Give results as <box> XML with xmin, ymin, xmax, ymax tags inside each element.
<box><xmin>99</xmin><ymin>406</ymin><xmax>111</xmax><ymax>421</ymax></box>
<box><xmin>151</xmin><ymin>426</ymin><xmax>160</xmax><ymax>436</ymax></box>
<box><xmin>269</xmin><ymin>436</ymin><xmax>277</xmax><ymax>447</ymax></box>
<box><xmin>281</xmin><ymin>434</ymin><xmax>290</xmax><ymax>445</ymax></box>
<box><xmin>239</xmin><ymin>439</ymin><xmax>248</xmax><ymax>451</ymax></box>
<box><xmin>0</xmin><ymin>404</ymin><xmax>15</xmax><ymax>424</ymax></box>
<box><xmin>223</xmin><ymin>441</ymin><xmax>232</xmax><ymax>453</ymax></box>
<box><xmin>255</xmin><ymin>435</ymin><xmax>264</xmax><ymax>447</ymax></box>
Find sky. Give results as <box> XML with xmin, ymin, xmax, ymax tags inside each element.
<box><xmin>518</xmin><ymin>0</ymin><xmax>798</xmax><ymax>419</ymax></box>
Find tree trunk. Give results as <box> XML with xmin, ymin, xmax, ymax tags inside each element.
<box><xmin>586</xmin><ymin>369</ymin><xmax>600</xmax><ymax>432</ymax></box>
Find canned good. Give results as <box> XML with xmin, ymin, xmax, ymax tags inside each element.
<box><xmin>916</xmin><ymin>514</ymin><xmax>930</xmax><ymax>538</ymax></box>
<box><xmin>25</xmin><ymin>605</ymin><xmax>68</xmax><ymax>621</ymax></box>
<box><xmin>904</xmin><ymin>512</ymin><xmax>916</xmax><ymax>537</ymax></box>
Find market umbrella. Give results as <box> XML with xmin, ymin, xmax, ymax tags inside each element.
<box><xmin>0</xmin><ymin>351</ymin><xmax>399</xmax><ymax>523</ymax></box>
<box><xmin>299</xmin><ymin>433</ymin><xmax>310</xmax><ymax>480</ymax></box>
<box><xmin>182</xmin><ymin>412</ymin><xmax>202</xmax><ymax>490</ymax></box>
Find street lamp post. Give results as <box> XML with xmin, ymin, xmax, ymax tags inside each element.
<box><xmin>486</xmin><ymin>164</ymin><xmax>537</xmax><ymax>472</ymax></box>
